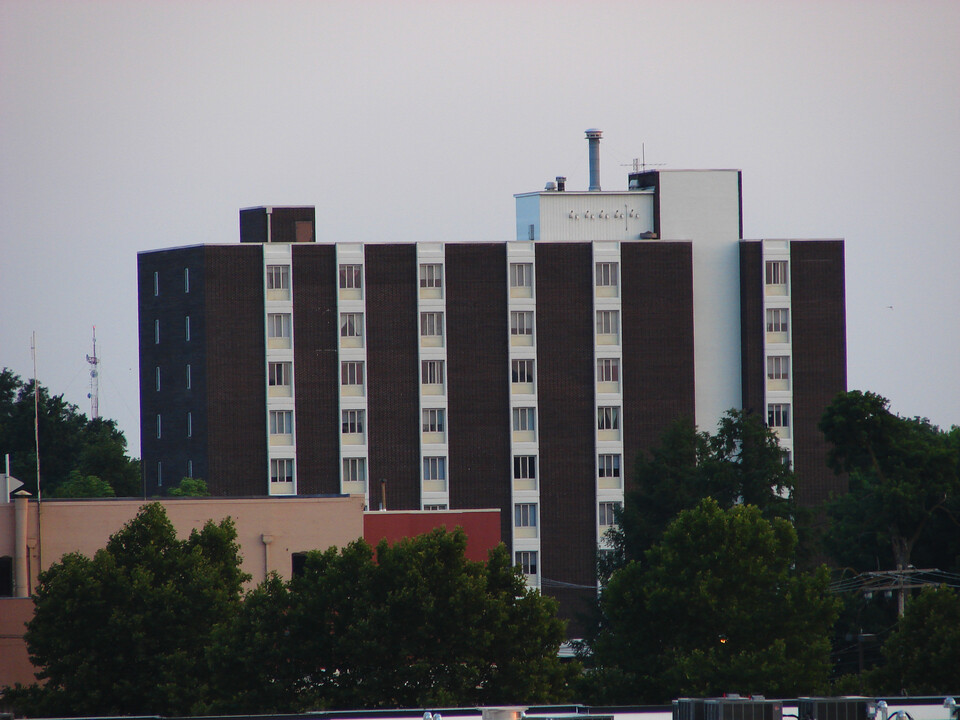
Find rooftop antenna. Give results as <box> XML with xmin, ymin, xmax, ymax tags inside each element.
<box><xmin>86</xmin><ymin>326</ymin><xmax>100</xmax><ymax>419</ymax></box>
<box><xmin>32</xmin><ymin>331</ymin><xmax>43</xmax><ymax>574</ymax></box>
<box><xmin>622</xmin><ymin>143</ymin><xmax>665</xmax><ymax>173</ymax></box>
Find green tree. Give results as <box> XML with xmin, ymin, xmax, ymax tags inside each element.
<box><xmin>820</xmin><ymin>391</ymin><xmax>960</xmax><ymax>573</ymax></box>
<box><xmin>209</xmin><ymin>528</ymin><xmax>573</xmax><ymax>713</ymax></box>
<box><xmin>168</xmin><ymin>476</ymin><xmax>210</xmax><ymax>496</ymax></box>
<box><xmin>0</xmin><ymin>368</ymin><xmax>140</xmax><ymax>497</ymax></box>
<box><xmin>6</xmin><ymin>503</ymin><xmax>248</xmax><ymax>717</ymax></box>
<box><xmin>866</xmin><ymin>586</ymin><xmax>960</xmax><ymax>695</ymax></box>
<box><xmin>76</xmin><ymin>417</ymin><xmax>141</xmax><ymax>496</ymax></box>
<box><xmin>604</xmin><ymin>411</ymin><xmax>796</xmax><ymax>579</ymax></box>
<box><xmin>48</xmin><ymin>470</ymin><xmax>115</xmax><ymax>498</ymax></box>
<box><xmin>584</xmin><ymin>499</ymin><xmax>838</xmax><ymax>704</ymax></box>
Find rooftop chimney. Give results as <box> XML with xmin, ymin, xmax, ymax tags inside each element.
<box><xmin>586</xmin><ymin>129</ymin><xmax>603</xmax><ymax>191</ymax></box>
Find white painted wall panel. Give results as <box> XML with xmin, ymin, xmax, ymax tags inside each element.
<box><xmin>515</xmin><ymin>192</ymin><xmax>654</xmax><ymax>242</ymax></box>
<box><xmin>657</xmin><ymin>170</ymin><xmax>742</xmax><ymax>433</ymax></box>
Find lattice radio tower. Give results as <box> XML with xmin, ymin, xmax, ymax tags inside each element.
<box><xmin>86</xmin><ymin>326</ymin><xmax>100</xmax><ymax>420</ymax></box>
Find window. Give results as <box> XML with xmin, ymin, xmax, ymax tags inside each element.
<box><xmin>341</xmin><ymin>361</ymin><xmax>364</xmax><ymax>386</ymax></box>
<box><xmin>340</xmin><ymin>313</ymin><xmax>363</xmax><ymax>338</ymax></box>
<box><xmin>185</xmin><ymin>315</ymin><xmax>190</xmax><ymax>341</ymax></box>
<box><xmin>186</xmin><ymin>412</ymin><xmax>192</xmax><ymax>438</ymax></box>
<box><xmin>511</xmin><ymin>311</ymin><xmax>533</xmax><ymax>336</ymax></box>
<box><xmin>268</xmin><ymin>313</ymin><xmax>291</xmax><ymax>339</ymax></box>
<box><xmin>599</xmin><ymin>501</ymin><xmax>622</xmax><ymax>527</ymax></box>
<box><xmin>781</xmin><ymin>450</ymin><xmax>792</xmax><ymax>468</ymax></box>
<box><xmin>186</xmin><ymin>364</ymin><xmax>191</xmax><ymax>389</ymax></box>
<box><xmin>513</xmin><ymin>407</ymin><xmax>535</xmax><ymax>432</ymax></box>
<box><xmin>598</xmin><ymin>406</ymin><xmax>620</xmax><ymax>431</ymax></box>
<box><xmin>271</xmin><ymin>458</ymin><xmax>294</xmax><ymax>484</ymax></box>
<box><xmin>766</xmin><ymin>308</ymin><xmax>789</xmax><ymax>333</ymax></box>
<box><xmin>154</xmin><ymin>319</ymin><xmax>159</xmax><ymax>344</ymax></box>
<box><xmin>420</xmin><ymin>312</ymin><xmax>444</xmax><ymax>337</ymax></box>
<box><xmin>510</xmin><ymin>263</ymin><xmax>532</xmax><ymax>288</ymax></box>
<box><xmin>515</xmin><ymin>503</ymin><xmax>538</xmax><ymax>528</ymax></box>
<box><xmin>156</xmin><ymin>414</ymin><xmax>162</xmax><ymax>438</ymax></box>
<box><xmin>269</xmin><ymin>362</ymin><xmax>291</xmax><ymax>387</ymax></box>
<box><xmin>597</xmin><ymin>358</ymin><xmax>620</xmax><ymax>382</ymax></box>
<box><xmin>768</xmin><ymin>403</ymin><xmax>790</xmax><ymax>428</ymax></box>
<box><xmin>420</xmin><ymin>263</ymin><xmax>442</xmax><ymax>288</ymax></box>
<box><xmin>155</xmin><ymin>366</ymin><xmax>161</xmax><ymax>391</ymax></box>
<box><xmin>515</xmin><ymin>550</ymin><xmax>538</xmax><ymax>576</ymax></box>
<box><xmin>153</xmin><ymin>271</ymin><xmax>159</xmax><ymax>296</ymax></box>
<box><xmin>422</xmin><ymin>408</ymin><xmax>445</xmax><ymax>433</ymax></box>
<box><xmin>767</xmin><ymin>355</ymin><xmax>790</xmax><ymax>381</ymax></box>
<box><xmin>184</xmin><ymin>268</ymin><xmax>189</xmax><ymax>293</ymax></box>
<box><xmin>596</xmin><ymin>262</ymin><xmax>619</xmax><ymax>288</ymax></box>
<box><xmin>514</xmin><ymin>455</ymin><xmax>536</xmax><ymax>480</ymax></box>
<box><xmin>512</xmin><ymin>359</ymin><xmax>534</xmax><ymax>383</ymax></box>
<box><xmin>157</xmin><ymin>461</ymin><xmax>162</xmax><ymax>487</ymax></box>
<box><xmin>423</xmin><ymin>504</ymin><xmax>448</xmax><ymax>511</ymax></box>
<box><xmin>422</xmin><ymin>359</ymin><xmax>445</xmax><ymax>385</ymax></box>
<box><xmin>339</xmin><ymin>264</ymin><xmax>362</xmax><ymax>290</ymax></box>
<box><xmin>596</xmin><ymin>310</ymin><xmax>619</xmax><ymax>335</ymax></box>
<box><xmin>598</xmin><ymin>454</ymin><xmax>621</xmax><ymax>478</ymax></box>
<box><xmin>341</xmin><ymin>409</ymin><xmax>365</xmax><ymax>434</ymax></box>
<box><xmin>267</xmin><ymin>265</ymin><xmax>290</xmax><ymax>291</ymax></box>
<box><xmin>270</xmin><ymin>410</ymin><xmax>293</xmax><ymax>435</ymax></box>
<box><xmin>343</xmin><ymin>457</ymin><xmax>366</xmax><ymax>483</ymax></box>
<box><xmin>765</xmin><ymin>260</ymin><xmax>788</xmax><ymax>285</ymax></box>
<box><xmin>187</xmin><ymin>459</ymin><xmax>193</xmax><ymax>478</ymax></box>
<box><xmin>423</xmin><ymin>457</ymin><xmax>446</xmax><ymax>481</ymax></box>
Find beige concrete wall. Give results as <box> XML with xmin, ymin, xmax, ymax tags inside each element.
<box><xmin>0</xmin><ymin>504</ymin><xmax>14</xmax><ymax>558</ymax></box>
<box><xmin>0</xmin><ymin>598</ymin><xmax>35</xmax><ymax>687</ymax></box>
<box><xmin>0</xmin><ymin>495</ymin><xmax>365</xmax><ymax>691</ymax></box>
<box><xmin>1</xmin><ymin>495</ymin><xmax>366</xmax><ymax>595</ymax></box>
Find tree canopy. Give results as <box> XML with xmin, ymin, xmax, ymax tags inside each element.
<box><xmin>4</xmin><ymin>515</ymin><xmax>573</xmax><ymax>716</ymax></box>
<box><xmin>168</xmin><ymin>476</ymin><xmax>210</xmax><ymax>496</ymax></box>
<box><xmin>583</xmin><ymin>498</ymin><xmax>838</xmax><ymax>704</ymax></box>
<box><xmin>865</xmin><ymin>585</ymin><xmax>960</xmax><ymax>695</ymax></box>
<box><xmin>7</xmin><ymin>503</ymin><xmax>248</xmax><ymax>717</ymax></box>
<box><xmin>208</xmin><ymin>528</ymin><xmax>574</xmax><ymax>713</ymax></box>
<box><xmin>603</xmin><ymin>410</ymin><xmax>796</xmax><ymax>579</ymax></box>
<box><xmin>0</xmin><ymin>368</ymin><xmax>140</xmax><ymax>497</ymax></box>
<box><xmin>820</xmin><ymin>390</ymin><xmax>960</xmax><ymax>573</ymax></box>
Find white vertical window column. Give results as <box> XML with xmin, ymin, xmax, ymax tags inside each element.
<box><xmin>762</xmin><ymin>240</ymin><xmax>794</xmax><ymax>478</ymax></box>
<box><xmin>417</xmin><ymin>243</ymin><xmax>449</xmax><ymax>510</ymax></box>
<box><xmin>506</xmin><ymin>242</ymin><xmax>540</xmax><ymax>589</ymax></box>
<box><xmin>593</xmin><ymin>242</ymin><xmax>625</xmax><ymax>557</ymax></box>
<box><xmin>337</xmin><ymin>244</ymin><xmax>369</xmax><ymax>504</ymax></box>
<box><xmin>264</xmin><ymin>244</ymin><xmax>296</xmax><ymax>496</ymax></box>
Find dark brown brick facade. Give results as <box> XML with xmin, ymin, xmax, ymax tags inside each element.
<box><xmin>739</xmin><ymin>241</ymin><xmax>766</xmax><ymax>419</ymax></box>
<box><xmin>621</xmin><ymin>241</ymin><xmax>696</xmax><ymax>491</ymax></box>
<box><xmin>138</xmin><ymin>246</ymin><xmax>207</xmax><ymax>496</ymax></box>
<box><xmin>791</xmin><ymin>240</ymin><xmax>847</xmax><ymax>506</ymax></box>
<box><xmin>139</xmin><ymin>231</ymin><xmax>846</xmax><ymax>632</ymax></box>
<box><xmin>204</xmin><ymin>245</ymin><xmax>268</xmax><ymax>495</ymax></box>
<box><xmin>445</xmin><ymin>243</ymin><xmax>513</xmax><ymax>547</ymax></box>
<box><xmin>535</xmin><ymin>242</ymin><xmax>598</xmax><ymax>630</ymax></box>
<box><xmin>240</xmin><ymin>207</ymin><xmax>315</xmax><ymax>244</ymax></box>
<box><xmin>364</xmin><ymin>244</ymin><xmax>421</xmax><ymax>511</ymax></box>
<box><xmin>292</xmin><ymin>245</ymin><xmax>341</xmax><ymax>494</ymax></box>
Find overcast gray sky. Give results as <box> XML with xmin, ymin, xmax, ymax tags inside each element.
<box><xmin>2</xmin><ymin>0</ymin><xmax>958</xmax><ymax>458</ymax></box>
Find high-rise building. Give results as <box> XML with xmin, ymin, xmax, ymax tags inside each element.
<box><xmin>138</xmin><ymin>133</ymin><xmax>846</xmax><ymax>626</ymax></box>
